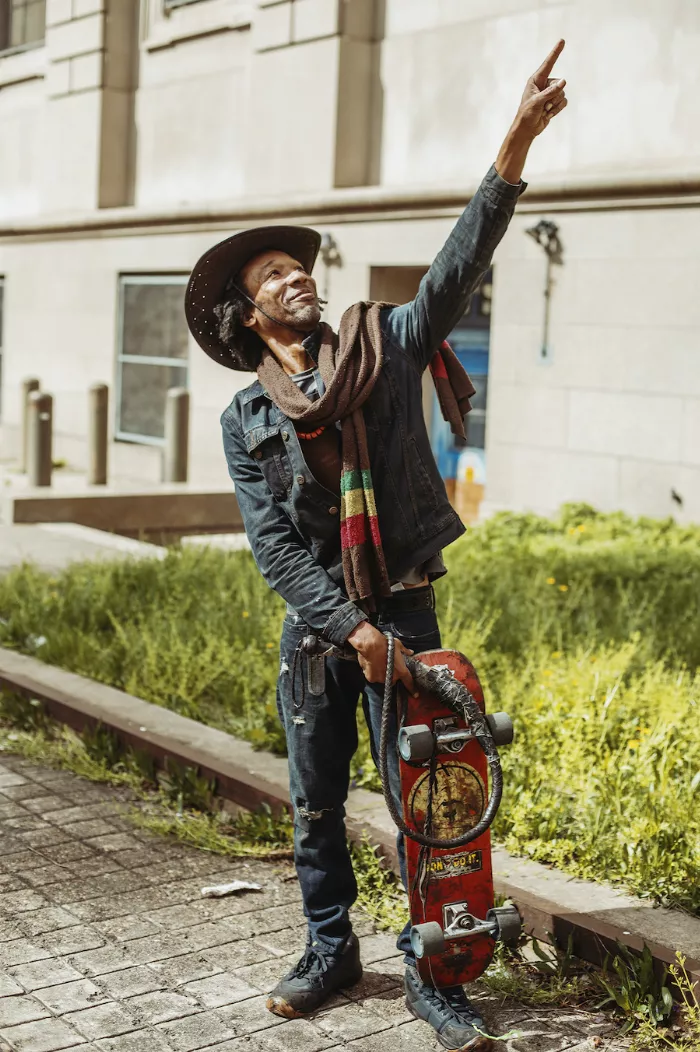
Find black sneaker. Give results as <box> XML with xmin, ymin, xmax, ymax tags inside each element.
<box><xmin>266</xmin><ymin>934</ymin><xmax>362</xmax><ymax>1019</ymax></box>
<box><xmin>405</xmin><ymin>965</ymin><xmax>492</xmax><ymax>1051</ymax></box>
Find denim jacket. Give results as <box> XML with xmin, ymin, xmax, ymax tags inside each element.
<box><xmin>221</xmin><ymin>165</ymin><xmax>525</xmax><ymax>646</ymax></box>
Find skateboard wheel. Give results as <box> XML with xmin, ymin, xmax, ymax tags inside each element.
<box><xmin>398</xmin><ymin>724</ymin><xmax>435</xmax><ymax>762</ymax></box>
<box><xmin>487</xmin><ymin>905</ymin><xmax>522</xmax><ymax>945</ymax></box>
<box><xmin>410</xmin><ymin>921</ymin><xmax>446</xmax><ymax>959</ymax></box>
<box><xmin>486</xmin><ymin>712</ymin><xmax>514</xmax><ymax>746</ymax></box>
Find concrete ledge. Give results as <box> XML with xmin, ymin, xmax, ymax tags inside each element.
<box><xmin>1</xmin><ymin>486</ymin><xmax>244</xmax><ymax>540</ymax></box>
<box><xmin>0</xmin><ymin>645</ymin><xmax>697</xmax><ymax>990</ymax></box>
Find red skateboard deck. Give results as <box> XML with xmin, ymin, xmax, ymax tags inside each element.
<box><xmin>400</xmin><ymin>649</ymin><xmax>496</xmax><ymax>988</ymax></box>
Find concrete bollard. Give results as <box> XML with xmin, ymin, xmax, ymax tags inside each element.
<box><xmin>88</xmin><ymin>383</ymin><xmax>109</xmax><ymax>485</ymax></box>
<box><xmin>163</xmin><ymin>387</ymin><xmax>190</xmax><ymax>483</ymax></box>
<box><xmin>27</xmin><ymin>391</ymin><xmax>53</xmax><ymax>488</ymax></box>
<box><xmin>20</xmin><ymin>378</ymin><xmax>40</xmax><ymax>472</ymax></box>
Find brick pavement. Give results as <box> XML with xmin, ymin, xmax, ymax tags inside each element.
<box><xmin>0</xmin><ymin>756</ymin><xmax>627</xmax><ymax>1052</ymax></box>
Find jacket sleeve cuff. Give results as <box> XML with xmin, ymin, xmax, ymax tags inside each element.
<box><xmin>483</xmin><ymin>163</ymin><xmax>528</xmax><ymax>202</ymax></box>
<box><xmin>323</xmin><ymin>602</ymin><xmax>368</xmax><ymax>647</ymax></box>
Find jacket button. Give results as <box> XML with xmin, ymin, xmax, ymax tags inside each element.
<box><xmin>296</xmin><ymin>475</ymin><xmax>306</xmax><ymax>486</ymax></box>
<box><xmin>282</xmin><ymin>431</ymin><xmax>290</xmax><ymax>441</ymax></box>
<box><xmin>254</xmin><ymin>451</ymin><xmax>263</xmax><ymax>460</ymax></box>
<box><xmin>329</xmin><ymin>506</ymin><xmax>339</xmax><ymax>515</ymax></box>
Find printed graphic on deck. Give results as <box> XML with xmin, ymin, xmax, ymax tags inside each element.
<box><xmin>408</xmin><ymin>763</ymin><xmax>486</xmax><ymax>840</ymax></box>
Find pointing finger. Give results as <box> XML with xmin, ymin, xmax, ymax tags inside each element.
<box><xmin>534</xmin><ymin>38</ymin><xmax>565</xmax><ymax>83</ymax></box>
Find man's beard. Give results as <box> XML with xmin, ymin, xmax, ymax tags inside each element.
<box><xmin>285</xmin><ymin>301</ymin><xmax>322</xmax><ymax>330</ymax></box>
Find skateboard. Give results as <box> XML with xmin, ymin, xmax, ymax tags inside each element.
<box><xmin>398</xmin><ymin>649</ymin><xmax>521</xmax><ymax>988</ymax></box>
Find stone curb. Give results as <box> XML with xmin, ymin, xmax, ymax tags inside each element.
<box><xmin>1</xmin><ymin>645</ymin><xmax>698</xmax><ymax>992</ymax></box>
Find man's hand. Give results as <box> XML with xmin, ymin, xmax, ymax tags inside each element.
<box><xmin>347</xmin><ymin>621</ymin><xmax>418</xmax><ymax>695</ymax></box>
<box><xmin>517</xmin><ymin>39</ymin><xmax>568</xmax><ymax>138</ymax></box>
<box><xmin>495</xmin><ymin>39</ymin><xmax>568</xmax><ymax>185</ymax></box>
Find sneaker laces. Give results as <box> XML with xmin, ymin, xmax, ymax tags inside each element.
<box><xmin>292</xmin><ymin>947</ymin><xmax>331</xmax><ymax>981</ymax></box>
<box><xmin>441</xmin><ymin>985</ymin><xmax>481</xmax><ymax>1024</ymax></box>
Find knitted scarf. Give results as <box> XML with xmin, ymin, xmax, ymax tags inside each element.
<box><xmin>257</xmin><ymin>301</ymin><xmax>475</xmax><ymax>606</ymax></box>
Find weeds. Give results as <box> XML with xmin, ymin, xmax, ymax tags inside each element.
<box><xmin>629</xmin><ymin>955</ymin><xmax>700</xmax><ymax>1051</ymax></box>
<box><xmin>482</xmin><ymin>934</ymin><xmax>597</xmax><ymax>1008</ymax></box>
<box><xmin>2</xmin><ymin>506</ymin><xmax>700</xmax><ymax>912</ymax></box>
<box><xmin>596</xmin><ymin>943</ymin><xmax>674</xmax><ymax>1033</ymax></box>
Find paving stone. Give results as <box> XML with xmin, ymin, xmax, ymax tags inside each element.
<box><xmin>232</xmin><ymin>953</ymin><xmax>300</xmax><ymax>995</ymax></box>
<box><xmin>68</xmin><ymin>946</ymin><xmax>139</xmax><ymax>978</ymax></box>
<box><xmin>0</xmin><ymin>994</ymin><xmax>51</xmax><ymax>1026</ymax></box>
<box><xmin>125</xmin><ymin>990</ymin><xmax>199</xmax><ymax>1026</ymax></box>
<box><xmin>19</xmin><ymin>830</ymin><xmax>71</xmax><ymax>850</ymax></box>
<box><xmin>0</xmin><ymin>852</ymin><xmax>46</xmax><ymax>873</ymax></box>
<box><xmin>1</xmin><ymin>787</ymin><xmax>57</xmax><ymax>803</ymax></box>
<box><xmin>63</xmin><ymin>1001</ymin><xmax>138</xmax><ymax>1041</ymax></box>
<box><xmin>95</xmin><ymin>1028</ymin><xmax>173</xmax><ymax>1052</ymax></box>
<box><xmin>33</xmin><ymin>980</ymin><xmax>110</xmax><ymax>1015</ymax></box>
<box><xmin>0</xmin><ymin>803</ymin><xmax>30</xmax><ymax>820</ymax></box>
<box><xmin>351</xmin><ymin>1018</ymin><xmax>443</xmax><ymax>1050</ymax></box>
<box><xmin>0</xmin><ymin>941</ymin><xmax>51</xmax><ymax>968</ymax></box>
<box><xmin>45</xmin><ymin>807</ymin><xmax>122</xmax><ymax>828</ymax></box>
<box><xmin>0</xmin><ymin>774</ymin><xmax>28</xmax><ymax>789</ymax></box>
<box><xmin>314</xmin><ymin>1001</ymin><xmax>393</xmax><ymax>1042</ymax></box>
<box><xmin>59</xmin><ymin>899</ymin><xmax>134</xmax><ymax>925</ymax></box>
<box><xmin>35</xmin><ymin>846</ymin><xmax>96</xmax><ymax>867</ymax></box>
<box><xmin>82</xmin><ymin>835</ymin><xmax>142</xmax><ymax>854</ymax></box>
<box><xmin>21</xmin><ymin>867</ymin><xmax>76</xmax><ymax>889</ymax></box>
<box><xmin>143</xmin><ymin>905</ymin><xmax>210</xmax><ymax>931</ymax></box>
<box><xmin>348</xmin><ymin>986</ymin><xmax>411</xmax><ymax>1026</ymax></box>
<box><xmin>41</xmin><ymin>929</ymin><xmax>105</xmax><ymax>958</ymax></box>
<box><xmin>20</xmin><ymin>911</ymin><xmax>81</xmax><ymax>938</ymax></box>
<box><xmin>0</xmin><ymin>836</ymin><xmax>25</xmax><ymax>856</ymax></box>
<box><xmin>146</xmin><ymin>955</ymin><xmax>221</xmax><ymax>988</ymax></box>
<box><xmin>91</xmin><ymin>918</ymin><xmax>160</xmax><ymax>944</ymax></box>
<box><xmin>123</xmin><ymin>925</ymin><xmax>237</xmax><ymax>967</ymax></box>
<box><xmin>0</xmin><ymin>1015</ymin><xmax>86</xmax><ymax>1051</ymax></box>
<box><xmin>181</xmin><ymin>973</ymin><xmax>259</xmax><ymax>1009</ymax></box>
<box><xmin>210</xmin><ymin>995</ymin><xmax>285</xmax><ymax>1039</ymax></box>
<box><xmin>106</xmin><ymin>850</ymin><xmax>164</xmax><ymax>872</ymax></box>
<box><xmin>61</xmin><ymin>860</ymin><xmax>121</xmax><ymax>880</ymax></box>
<box><xmin>49</xmin><ymin>872</ymin><xmax>152</xmax><ymax>908</ymax></box>
<box><xmin>201</xmin><ymin>940</ymin><xmax>280</xmax><ymax>972</ymax></box>
<box><xmin>95</xmin><ymin>967</ymin><xmax>165</xmax><ymax>1001</ymax></box>
<box><xmin>0</xmin><ymin>875</ymin><xmax>29</xmax><ymax>894</ymax></box>
<box><xmin>341</xmin><ymin>968</ymin><xmax>400</xmax><ymax>1002</ymax></box>
<box><xmin>156</xmin><ymin>1008</ymin><xmax>235</xmax><ymax>1051</ymax></box>
<box><xmin>0</xmin><ymin>974</ymin><xmax>25</xmax><ymax>997</ymax></box>
<box><xmin>59</xmin><ymin>823</ymin><xmax>117</xmax><ymax>842</ymax></box>
<box><xmin>255</xmin><ymin>1017</ymin><xmax>336</xmax><ymax>1051</ymax></box>
<box><xmin>0</xmin><ymin>890</ymin><xmax>48</xmax><ymax>915</ymax></box>
<box><xmin>357</xmin><ymin>933</ymin><xmax>401</xmax><ymax>965</ymax></box>
<box><xmin>255</xmin><ymin>928</ymin><xmax>307</xmax><ymax>958</ymax></box>
<box><xmin>23</xmin><ymin>799</ymin><xmax>71</xmax><ymax>816</ymax></box>
<box><xmin>8</xmin><ymin>960</ymin><xmax>84</xmax><ymax>993</ymax></box>
<box><xmin>2</xmin><ymin>816</ymin><xmax>50</xmax><ymax>833</ymax></box>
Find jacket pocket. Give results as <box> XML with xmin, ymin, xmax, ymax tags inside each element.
<box><xmin>408</xmin><ymin>435</ymin><xmax>439</xmax><ymax>512</ymax></box>
<box><xmin>249</xmin><ymin>433</ymin><xmax>293</xmax><ymax>502</ymax></box>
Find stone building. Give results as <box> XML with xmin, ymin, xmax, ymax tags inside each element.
<box><xmin>0</xmin><ymin>0</ymin><xmax>698</xmax><ymax>522</ymax></box>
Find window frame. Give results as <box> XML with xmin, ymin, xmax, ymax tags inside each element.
<box><xmin>115</xmin><ymin>274</ymin><xmax>190</xmax><ymax>447</ymax></box>
<box><xmin>163</xmin><ymin>0</ymin><xmax>207</xmax><ymax>10</ymax></box>
<box><xmin>0</xmin><ymin>0</ymin><xmax>46</xmax><ymax>57</ymax></box>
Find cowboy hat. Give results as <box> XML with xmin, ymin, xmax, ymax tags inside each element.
<box><xmin>185</xmin><ymin>225</ymin><xmax>321</xmax><ymax>371</ymax></box>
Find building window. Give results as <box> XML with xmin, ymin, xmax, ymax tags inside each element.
<box><xmin>116</xmin><ymin>276</ymin><xmax>189</xmax><ymax>445</ymax></box>
<box><xmin>0</xmin><ymin>0</ymin><xmax>46</xmax><ymax>53</ymax></box>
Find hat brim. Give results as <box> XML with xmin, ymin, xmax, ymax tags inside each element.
<box><xmin>185</xmin><ymin>225</ymin><xmax>322</xmax><ymax>371</ymax></box>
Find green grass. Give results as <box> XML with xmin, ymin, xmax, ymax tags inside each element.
<box><xmin>1</xmin><ymin>503</ymin><xmax>699</xmax><ymax>914</ymax></box>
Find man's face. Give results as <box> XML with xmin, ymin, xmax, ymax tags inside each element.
<box><xmin>239</xmin><ymin>250</ymin><xmax>321</xmax><ymax>334</ymax></box>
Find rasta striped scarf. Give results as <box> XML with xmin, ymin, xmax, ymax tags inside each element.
<box><xmin>257</xmin><ymin>301</ymin><xmax>476</xmax><ymax>607</ymax></box>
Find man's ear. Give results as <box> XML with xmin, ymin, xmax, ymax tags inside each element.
<box><xmin>241</xmin><ymin>308</ymin><xmax>257</xmax><ymax>330</ymax></box>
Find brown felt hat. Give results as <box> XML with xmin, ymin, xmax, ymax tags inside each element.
<box><xmin>185</xmin><ymin>225</ymin><xmax>322</xmax><ymax>371</ymax></box>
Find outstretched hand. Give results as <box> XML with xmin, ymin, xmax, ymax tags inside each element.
<box><xmin>517</xmin><ymin>39</ymin><xmax>568</xmax><ymax>138</ymax></box>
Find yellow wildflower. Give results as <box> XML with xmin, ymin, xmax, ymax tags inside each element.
<box><xmin>577</xmin><ymin>524</ymin><xmax>586</xmax><ymax>533</ymax></box>
<box><xmin>639</xmin><ymin>727</ymin><xmax>651</xmax><ymax>736</ymax></box>
<box><xmin>627</xmin><ymin>739</ymin><xmax>641</xmax><ymax>749</ymax></box>
<box><xmin>559</xmin><ymin>584</ymin><xmax>569</xmax><ymax>592</ymax></box>
<box><xmin>543</xmin><ymin>669</ymin><xmax>553</xmax><ymax>677</ymax></box>
<box><xmin>552</xmin><ymin>651</ymin><xmax>562</xmax><ymax>659</ymax></box>
<box><xmin>266</xmin><ymin>642</ymin><xmax>274</xmax><ymax>649</ymax></box>
<box><xmin>546</xmin><ymin>577</ymin><xmax>556</xmax><ymax>585</ymax></box>
<box><xmin>242</xmin><ymin>611</ymin><xmax>250</xmax><ymax>618</ymax></box>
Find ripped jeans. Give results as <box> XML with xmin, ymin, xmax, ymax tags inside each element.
<box><xmin>276</xmin><ymin>588</ymin><xmax>441</xmax><ymax>963</ymax></box>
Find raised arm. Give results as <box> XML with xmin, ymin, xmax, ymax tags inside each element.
<box><xmin>383</xmin><ymin>40</ymin><xmax>568</xmax><ymax>372</ymax></box>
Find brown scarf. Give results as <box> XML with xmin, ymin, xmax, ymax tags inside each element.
<box><xmin>257</xmin><ymin>302</ymin><xmax>474</xmax><ymax>605</ymax></box>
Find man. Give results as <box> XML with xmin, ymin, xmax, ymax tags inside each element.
<box><xmin>186</xmin><ymin>41</ymin><xmax>567</xmax><ymax>1051</ymax></box>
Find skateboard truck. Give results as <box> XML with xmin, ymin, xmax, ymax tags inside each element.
<box><xmin>410</xmin><ymin>905</ymin><xmax>523</xmax><ymax>959</ymax></box>
<box><xmin>398</xmin><ymin>712</ymin><xmax>514</xmax><ymax>762</ymax></box>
